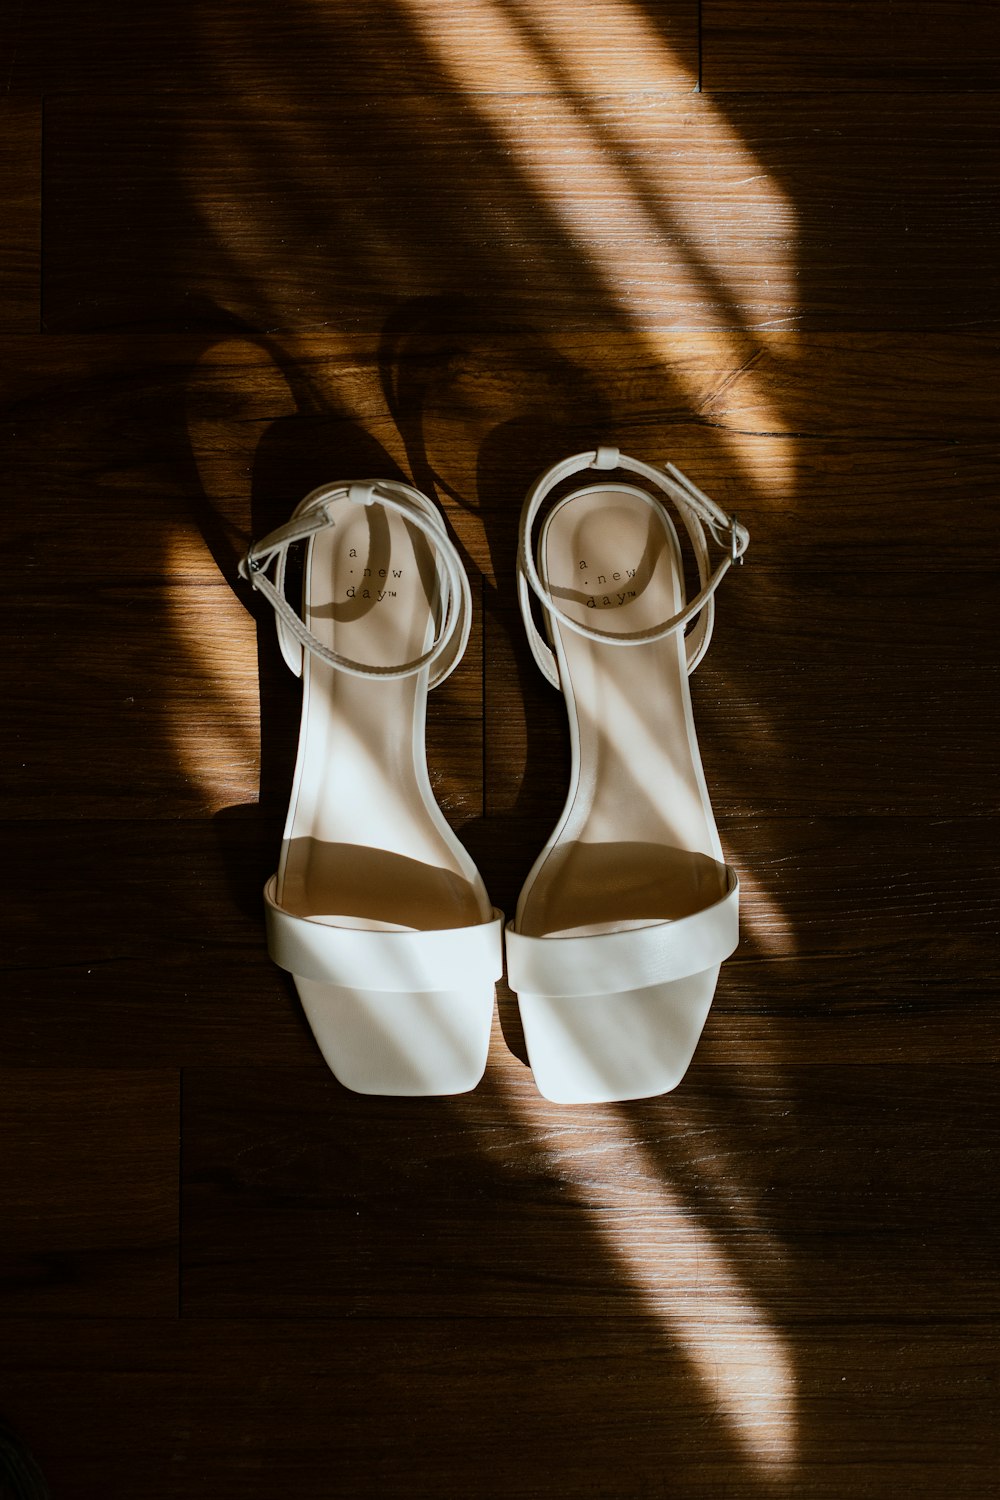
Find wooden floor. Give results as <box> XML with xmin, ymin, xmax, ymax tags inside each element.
<box><xmin>1</xmin><ymin>3</ymin><xmax>997</xmax><ymax>1496</ymax></box>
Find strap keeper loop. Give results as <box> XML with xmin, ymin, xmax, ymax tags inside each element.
<box><xmin>731</xmin><ymin>515</ymin><xmax>743</xmax><ymax>565</ymax></box>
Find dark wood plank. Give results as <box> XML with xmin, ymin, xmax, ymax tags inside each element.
<box><xmin>683</xmin><ymin>569</ymin><xmax>998</xmax><ymax>819</ymax></box>
<box><xmin>1</xmin><ymin>1319</ymin><xmax>994</xmax><ymax>1499</ymax></box>
<box><xmin>495</xmin><ymin>815</ymin><xmax>1000</xmax><ymax>1066</ymax></box>
<box><xmin>41</xmin><ymin>95</ymin><xmax>1000</xmax><ymax>334</ymax></box>
<box><xmin>478</xmin><ymin>435</ymin><xmax>1000</xmax><ymax>572</ymax></box>
<box><xmin>180</xmin><ymin>1065</ymin><xmax>997</xmax><ymax>1322</ymax></box>
<box><xmin>0</xmin><ymin>1071</ymin><xmax>178</xmax><ymax>1316</ymax></box>
<box><xmin>485</xmin><ymin>567</ymin><xmax>999</xmax><ymax>822</ymax></box>
<box><xmin>0</xmin><ymin>102</ymin><xmax>40</xmax><ymax>331</ymax></box>
<box><xmin>0</xmin><ymin>820</ymin><xmax>313</xmax><ymax>1067</ymax></box>
<box><xmin>363</xmin><ymin>322</ymin><xmax>1000</xmax><ymax>572</ymax></box>
<box><xmin>0</xmin><ymin>0</ymin><xmax>698</xmax><ymax>95</ymax></box>
<box><xmin>0</xmin><ymin>331</ymin><xmax>488</xmax><ymax>585</ymax></box>
<box><xmin>4</xmin><ymin>582</ymin><xmax>262</xmax><ymax>818</ymax></box>
<box><xmin>2</xmin><ymin>332</ymin><xmax>997</xmax><ymax>587</ymax></box>
<box><xmin>703</xmin><ymin>0</ymin><xmax>1000</xmax><ymax>91</ymax></box>
<box><xmin>0</xmin><ymin>817</ymin><xmax>995</xmax><ymax>1067</ymax></box>
<box><xmin>1</xmin><ymin>576</ymin><xmax>481</xmax><ymax>821</ymax></box>
<box><xmin>689</xmin><ymin>817</ymin><xmax>999</xmax><ymax>1050</ymax></box>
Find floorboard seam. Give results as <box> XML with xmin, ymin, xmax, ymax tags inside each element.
<box><xmin>177</xmin><ymin>1066</ymin><xmax>184</xmax><ymax>1321</ymax></box>
<box><xmin>697</xmin><ymin>0</ymin><xmax>703</xmax><ymax>91</ymax></box>
<box><xmin>38</xmin><ymin>92</ymin><xmax>45</xmax><ymax>333</ymax></box>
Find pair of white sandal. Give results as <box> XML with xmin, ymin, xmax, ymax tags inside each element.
<box><xmin>239</xmin><ymin>447</ymin><xmax>749</xmax><ymax>1103</ymax></box>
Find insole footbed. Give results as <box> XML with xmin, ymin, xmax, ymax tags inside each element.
<box><xmin>277</xmin><ymin>498</ymin><xmax>484</xmax><ymax>931</ymax></box>
<box><xmin>519</xmin><ymin>487</ymin><xmax>728</xmax><ymax>939</ymax></box>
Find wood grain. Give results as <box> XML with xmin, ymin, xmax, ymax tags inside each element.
<box><xmin>1</xmin><ymin>1319</ymin><xmax>994</xmax><ymax>1499</ymax></box>
<box><xmin>0</xmin><ymin>1072</ymin><xmax>178</xmax><ymax>1316</ymax></box>
<box><xmin>0</xmin><ymin>0</ymin><xmax>698</xmax><ymax>96</ymax></box>
<box><xmin>178</xmin><ymin>1064</ymin><xmax>998</xmax><ymax>1322</ymax></box>
<box><xmin>497</xmin><ymin>815</ymin><xmax>1000</xmax><ymax>1066</ymax></box>
<box><xmin>2</xmin><ymin>4</ymin><xmax>998</xmax><ymax>1494</ymax></box>
<box><xmin>1</xmin><ymin>577</ymin><xmax>482</xmax><ymax>820</ymax></box>
<box><xmin>703</xmin><ymin>0</ymin><xmax>1000</xmax><ymax>91</ymax></box>
<box><xmin>0</xmin><ymin>818</ymin><xmax>995</xmax><ymax>1068</ymax></box>
<box><xmin>0</xmin><ymin>330</ymin><xmax>485</xmax><ymax>585</ymax></box>
<box><xmin>0</xmin><ymin>102</ymin><xmax>40</xmax><ymax>331</ymax></box>
<box><xmin>485</xmin><ymin>567</ymin><xmax>999</xmax><ymax>821</ymax></box>
<box><xmin>2</xmin><ymin>332</ymin><xmax>997</xmax><ymax>584</ymax></box>
<box><xmin>349</xmin><ymin>324</ymin><xmax>1000</xmax><ymax>572</ymax></box>
<box><xmin>41</xmin><ymin>95</ymin><xmax>1000</xmax><ymax>335</ymax></box>
<box><xmin>7</xmin><ymin>328</ymin><xmax>994</xmax><ymax>823</ymax></box>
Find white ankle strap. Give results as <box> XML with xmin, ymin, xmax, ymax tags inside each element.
<box><xmin>517</xmin><ymin>447</ymin><xmax>749</xmax><ymax>687</ymax></box>
<box><xmin>239</xmin><ymin>481</ymin><xmax>472</xmax><ymax>686</ymax></box>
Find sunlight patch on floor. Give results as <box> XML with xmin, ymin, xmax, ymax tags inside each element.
<box><xmin>164</xmin><ymin>528</ymin><xmax>260</xmax><ymax>808</ymax></box>
<box><xmin>400</xmin><ymin>0</ymin><xmax>798</xmax><ymax>493</ymax></box>
<box><xmin>506</xmin><ymin>1089</ymin><xmax>799</xmax><ymax>1478</ymax></box>
<box><xmin>736</xmin><ymin>866</ymin><xmax>798</xmax><ymax>959</ymax></box>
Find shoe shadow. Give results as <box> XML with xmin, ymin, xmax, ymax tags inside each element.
<box><xmin>194</xmin><ymin>325</ymin><xmax>413</xmax><ymax>922</ymax></box>
<box><xmin>377</xmin><ymin>295</ymin><xmax>621</xmax><ymax>1062</ymax></box>
<box><xmin>376</xmin><ymin>296</ymin><xmax>614</xmax><ymax>842</ymax></box>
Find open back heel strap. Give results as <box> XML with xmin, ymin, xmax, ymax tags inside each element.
<box><xmin>239</xmin><ymin>480</ymin><xmax>472</xmax><ymax>686</ymax></box>
<box><xmin>517</xmin><ymin>447</ymin><xmax>749</xmax><ymax>688</ymax></box>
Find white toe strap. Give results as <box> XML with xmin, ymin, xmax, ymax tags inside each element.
<box><xmin>264</xmin><ymin>878</ymin><xmax>504</xmax><ymax>992</ymax></box>
<box><xmin>505</xmin><ymin>870</ymin><xmax>739</xmax><ymax>998</ymax></box>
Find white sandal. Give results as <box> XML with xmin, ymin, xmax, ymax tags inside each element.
<box><xmin>240</xmin><ymin>481</ymin><xmax>503</xmax><ymax>1096</ymax></box>
<box><xmin>506</xmin><ymin>447</ymin><xmax>750</xmax><ymax>1103</ymax></box>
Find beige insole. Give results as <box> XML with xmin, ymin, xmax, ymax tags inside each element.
<box><xmin>275</xmin><ymin>497</ymin><xmax>486</xmax><ymax>932</ymax></box>
<box><xmin>518</xmin><ymin>487</ymin><xmax>728</xmax><ymax>939</ymax></box>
